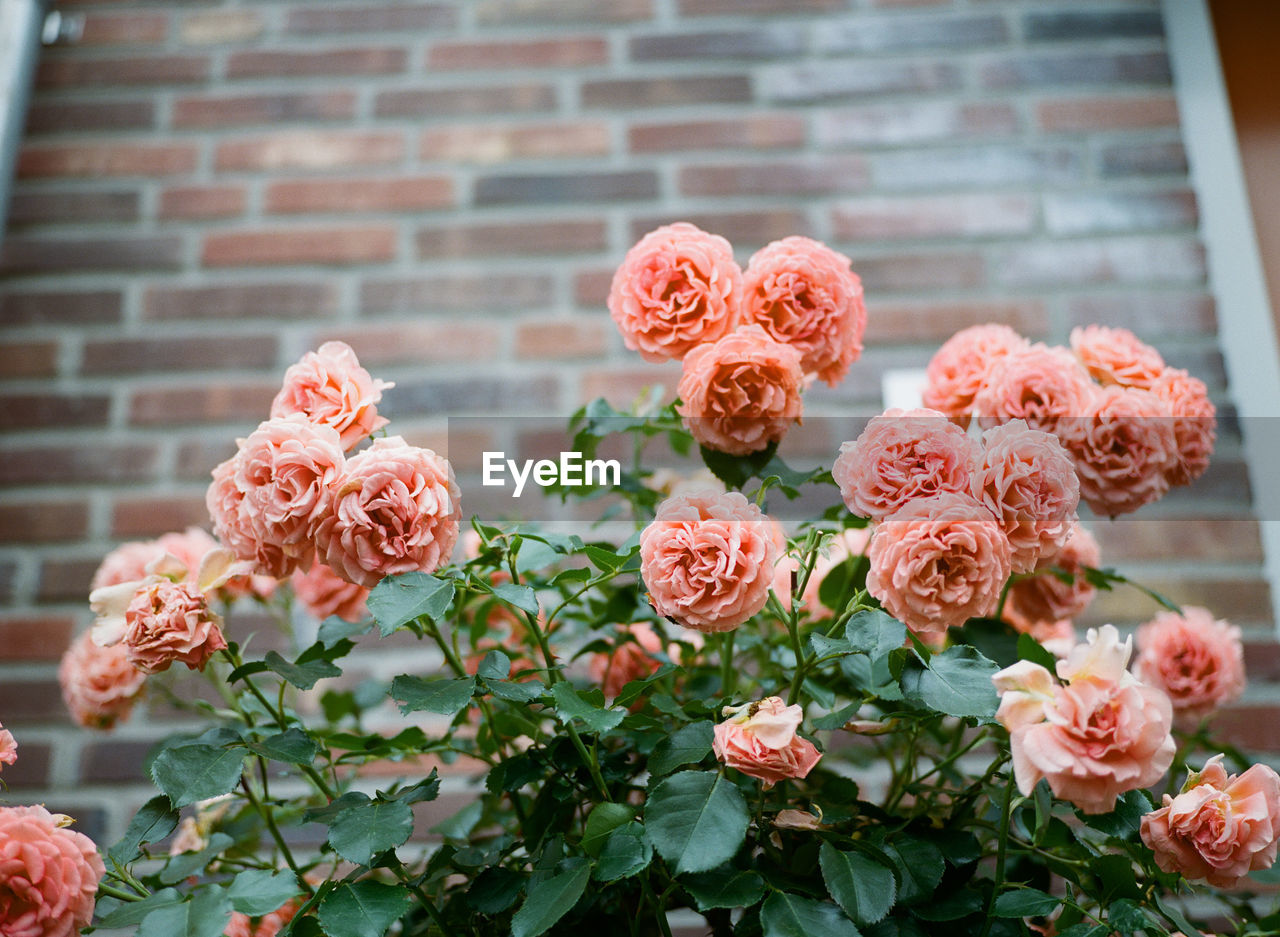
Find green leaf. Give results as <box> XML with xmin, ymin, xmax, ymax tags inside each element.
<box><xmin>477</xmin><ymin>649</ymin><xmax>511</xmax><ymax>682</ymax></box>
<box><xmin>109</xmin><ymin>795</ymin><xmax>179</xmax><ymax>864</ymax></box>
<box><xmin>150</xmin><ymin>742</ymin><xmax>245</xmax><ymax>808</ymax></box>
<box><xmin>318</xmin><ymin>881</ymin><xmax>412</xmax><ymax>937</ymax></box>
<box><xmin>96</xmin><ymin>887</ymin><xmax>185</xmax><ymax>929</ymax></box>
<box><xmin>910</xmin><ymin>889</ymin><xmax>983</xmax><ymax>922</ymax></box>
<box><xmin>367</xmin><ymin>571</ymin><xmax>454</xmax><ymax>636</ymax></box>
<box><xmin>384</xmin><ymin>770</ymin><xmax>440</xmax><ymax>805</ymax></box>
<box><xmin>845</xmin><ymin>609</ymin><xmax>907</xmax><ymax>663</ymax></box>
<box><xmin>760</xmin><ymin>892</ymin><xmax>857</xmax><ymax>937</ymax></box>
<box><xmin>1107</xmin><ymin>898</ymin><xmax>1152</xmax><ymax>935</ymax></box>
<box><xmin>490</xmin><ymin>678</ymin><xmax>547</xmax><ymax>703</ymax></box>
<box><xmin>550</xmin><ymin>682</ymin><xmax>624</xmax><ymax>734</ymax></box>
<box><xmin>246</xmin><ymin>728</ymin><xmax>318</xmax><ymax>765</ymax></box>
<box><xmin>1080</xmin><ymin>789</ymin><xmax>1150</xmax><ymax>840</ymax></box>
<box><xmin>138</xmin><ymin>886</ymin><xmax>232</xmax><ymax>937</ymax></box>
<box><xmin>493</xmin><ymin>582</ymin><xmax>539</xmax><ymax>615</ymax></box>
<box><xmin>593</xmin><ymin>821</ymin><xmax>653</xmax><ymax>882</ymax></box>
<box><xmin>880</xmin><ymin>836</ymin><xmax>943</xmax><ymax>905</ymax></box>
<box><xmin>899</xmin><ymin>645</ymin><xmax>999</xmax><ymax>720</ymax></box>
<box><xmin>159</xmin><ymin>833</ymin><xmax>234</xmax><ymax>884</ymax></box>
<box><xmin>317</xmin><ymin>615</ymin><xmax>372</xmax><ymax>647</ymax></box>
<box><xmin>510</xmin><ymin>862</ymin><xmax>591</xmax><ymax>937</ymax></box>
<box><xmin>584</xmin><ymin>544</ymin><xmax>626</xmax><ymax>572</ymax></box>
<box><xmin>582</xmin><ymin>802</ymin><xmax>634</xmax><ymax>857</ymax></box>
<box><xmin>228</xmin><ymin>869</ymin><xmax>302</xmax><ymax>917</ymax></box>
<box><xmin>644</xmin><ymin>771</ymin><xmax>749</xmax><ymax>876</ymax></box>
<box><xmin>820</xmin><ymin>843</ymin><xmax>896</xmax><ymax>926</ymax></box>
<box><xmin>992</xmin><ymin>889</ymin><xmax>1059</xmax><ymax>917</ymax></box>
<box><xmin>467</xmin><ymin>867</ymin><xmax>525</xmax><ymax>914</ymax></box>
<box><xmin>390</xmin><ymin>674</ymin><xmax>475</xmax><ymax>716</ymax></box>
<box><xmin>681</xmin><ymin>867</ymin><xmax>766</xmax><ymax>912</ymax></box>
<box><xmin>264</xmin><ymin>650</ymin><xmax>340</xmax><ymax>690</ymax></box>
<box><xmin>327</xmin><ymin>798</ymin><xmax>415</xmax><ymax>866</ymax></box>
<box><xmin>648</xmin><ymin>721</ymin><xmax>714</xmax><ymax>776</ymax></box>
<box><xmin>1016</xmin><ymin>632</ymin><xmax>1058</xmax><ymax>671</ymax></box>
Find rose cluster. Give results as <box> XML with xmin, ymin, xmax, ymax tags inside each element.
<box><xmin>609</xmin><ymin>223</ymin><xmax>866</xmax><ymax>456</ymax></box>
<box><xmin>923</xmin><ymin>323</ymin><xmax>1216</xmax><ymax>517</ymax></box>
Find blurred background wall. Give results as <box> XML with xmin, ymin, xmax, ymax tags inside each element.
<box><xmin>0</xmin><ymin>0</ymin><xmax>1274</xmax><ymax>846</ymax></box>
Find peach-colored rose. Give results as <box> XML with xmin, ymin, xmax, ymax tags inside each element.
<box><xmin>315</xmin><ymin>436</ymin><xmax>460</xmax><ymax>589</ymax></box>
<box><xmin>225</xmin><ymin>914</ymin><xmax>254</xmax><ymax>937</ymax></box>
<box><xmin>1141</xmin><ymin>754</ymin><xmax>1280</xmax><ymax>887</ymax></box>
<box><xmin>608</xmin><ymin>222</ymin><xmax>743</xmax><ymax>362</ymax></box>
<box><xmin>1150</xmin><ymin>367</ymin><xmax>1216</xmax><ymax>486</ymax></box>
<box><xmin>993</xmin><ymin>625</ymin><xmax>1175</xmax><ymax>814</ymax></box>
<box><xmin>676</xmin><ymin>324</ymin><xmax>805</xmax><ymax>456</ymax></box>
<box><xmin>640</xmin><ymin>490</ymin><xmax>779</xmax><ymax>633</ymax></box>
<box><xmin>291</xmin><ymin>562</ymin><xmax>370</xmax><ymax>623</ymax></box>
<box><xmin>90</xmin><ymin>539</ymin><xmax>162</xmax><ymax>591</ymax></box>
<box><xmin>1004</xmin><ymin>522</ymin><xmax>1100</xmax><ymax>630</ymax></box>
<box><xmin>923</xmin><ymin>324</ymin><xmax>1030</xmax><ymax>425</ymax></box>
<box><xmin>58</xmin><ymin>631</ymin><xmax>146</xmax><ymax>730</ymax></box>
<box><xmin>972</xmin><ymin>344</ymin><xmax>1095</xmax><ymax>434</ymax></box>
<box><xmin>272</xmin><ymin>340</ymin><xmax>393</xmax><ymax>452</ymax></box>
<box><xmin>833</xmin><ymin>408</ymin><xmax>980</xmax><ymax>522</ymax></box>
<box><xmin>1070</xmin><ymin>325</ymin><xmax>1165</xmax><ymax>389</ymax></box>
<box><xmin>797</xmin><ymin>528</ymin><xmax>870</xmax><ymax>618</ymax></box>
<box><xmin>713</xmin><ymin>697</ymin><xmax>821</xmax><ymax>788</ymax></box>
<box><xmin>589</xmin><ymin>623</ymin><xmax>664</xmax><ymax>699</ymax></box>
<box><xmin>0</xmin><ymin>723</ymin><xmax>15</xmax><ymax>774</ymax></box>
<box><xmin>1059</xmin><ymin>385</ymin><xmax>1176</xmax><ymax>518</ymax></box>
<box><xmin>224</xmin><ymin>897</ymin><xmax>302</xmax><ymax>937</ymax></box>
<box><xmin>972</xmin><ymin>420</ymin><xmax>1079</xmax><ymax>574</ymax></box>
<box><xmin>1136</xmin><ymin>607</ymin><xmax>1244</xmax><ymax>726</ymax></box>
<box><xmin>93</xmin><ymin>530</ymin><xmax>276</xmax><ymax>604</ymax></box>
<box><xmin>0</xmin><ymin>804</ymin><xmax>104</xmax><ymax>937</ymax></box>
<box><xmin>121</xmin><ymin>579</ymin><xmax>228</xmax><ymax>674</ymax></box>
<box><xmin>741</xmin><ymin>236</ymin><xmax>866</xmax><ymax>386</ymax></box>
<box><xmin>867</xmin><ymin>492</ymin><xmax>1011</xmax><ymax>642</ymax></box>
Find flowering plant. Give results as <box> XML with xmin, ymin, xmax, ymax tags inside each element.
<box><xmin>7</xmin><ymin>224</ymin><xmax>1273</xmax><ymax>937</ymax></box>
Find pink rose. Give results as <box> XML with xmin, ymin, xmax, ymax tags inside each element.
<box><xmin>271</xmin><ymin>340</ymin><xmax>393</xmax><ymax>451</ymax></box>
<box><xmin>640</xmin><ymin>490</ymin><xmax>779</xmax><ymax>633</ymax></box>
<box><xmin>608</xmin><ymin>222</ymin><xmax>743</xmax><ymax>362</ymax></box>
<box><xmin>676</xmin><ymin>324</ymin><xmax>805</xmax><ymax>456</ymax></box>
<box><xmin>833</xmin><ymin>408</ymin><xmax>980</xmax><ymax>522</ymax></box>
<box><xmin>1004</xmin><ymin>521</ymin><xmax>1100</xmax><ymax>630</ymax></box>
<box><xmin>867</xmin><ymin>492</ymin><xmax>1011</xmax><ymax>642</ymax></box>
<box><xmin>712</xmin><ymin>697</ymin><xmax>822</xmax><ymax>788</ymax></box>
<box><xmin>90</xmin><ymin>540</ymin><xmax>162</xmax><ymax>591</ymax></box>
<box><xmin>58</xmin><ymin>631</ymin><xmax>147</xmax><ymax>730</ymax></box>
<box><xmin>121</xmin><ymin>579</ymin><xmax>228</xmax><ymax>674</ymax></box>
<box><xmin>1059</xmin><ymin>385</ymin><xmax>1176</xmax><ymax>518</ymax></box>
<box><xmin>291</xmin><ymin>562</ymin><xmax>370</xmax><ymax>623</ymax></box>
<box><xmin>1135</xmin><ymin>607</ymin><xmax>1245</xmax><ymax>726</ymax></box>
<box><xmin>740</xmin><ymin>236</ymin><xmax>866</xmax><ymax>386</ymax></box>
<box><xmin>972</xmin><ymin>344</ymin><xmax>1095</xmax><ymax>434</ymax></box>
<box><xmin>155</xmin><ymin>528</ymin><xmax>277</xmax><ymax>602</ymax></box>
<box><xmin>1150</xmin><ymin>367</ymin><xmax>1216</xmax><ymax>486</ymax></box>
<box><xmin>0</xmin><ymin>722</ymin><xmax>15</xmax><ymax>774</ymax></box>
<box><xmin>972</xmin><ymin>420</ymin><xmax>1079</xmax><ymax>574</ymax></box>
<box><xmin>1069</xmin><ymin>325</ymin><xmax>1165</xmax><ymax>389</ymax></box>
<box><xmin>315</xmin><ymin>436</ymin><xmax>461</xmax><ymax>589</ymax></box>
<box><xmin>922</xmin><ymin>324</ymin><xmax>1030</xmax><ymax>425</ymax></box>
<box><xmin>993</xmin><ymin>625</ymin><xmax>1175</xmax><ymax>814</ymax></box>
<box><xmin>1142</xmin><ymin>755</ymin><xmax>1280</xmax><ymax>887</ymax></box>
<box><xmin>0</xmin><ymin>804</ymin><xmax>104</xmax><ymax>937</ymax></box>
<box><xmin>588</xmin><ymin>623</ymin><xmax>664</xmax><ymax>699</ymax></box>
<box><xmin>226</xmin><ymin>914</ymin><xmax>254</xmax><ymax>937</ymax></box>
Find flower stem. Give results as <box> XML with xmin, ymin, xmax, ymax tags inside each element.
<box><xmin>979</xmin><ymin>767</ymin><xmax>1018</xmax><ymax>937</ymax></box>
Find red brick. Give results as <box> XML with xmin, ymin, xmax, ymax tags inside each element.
<box><xmin>8</xmin><ymin>189</ymin><xmax>140</xmax><ymax>225</ymax></box>
<box><xmin>17</xmin><ymin>142</ymin><xmax>197</xmax><ymax>178</ymax></box>
<box><xmin>420</xmin><ymin>122</ymin><xmax>610</xmax><ymax>162</ymax></box>
<box><xmin>80</xmin><ymin>11</ymin><xmax>169</xmax><ymax>45</ymax></box>
<box><xmin>311</xmin><ymin>323</ymin><xmax>503</xmax><ymax>366</ymax></box>
<box><xmin>145</xmin><ymin>282</ymin><xmax>341</xmax><ymax>321</ymax></box>
<box><xmin>179</xmin><ymin>10</ymin><xmax>264</xmax><ymax>45</ymax></box>
<box><xmin>416</xmin><ymin>219</ymin><xmax>606</xmax><ymax>258</ymax></box>
<box><xmin>375</xmin><ymin>84</ymin><xmax>557</xmax><ymax>118</ymax></box>
<box><xmin>36</xmin><ymin>54</ymin><xmax>210</xmax><ymax>88</ymax></box>
<box><xmin>1093</xmin><ymin>518</ymin><xmax>1263</xmax><ymax>564</ymax></box>
<box><xmin>79</xmin><ymin>741</ymin><xmax>156</xmax><ymax>785</ymax></box>
<box><xmin>360</xmin><ymin>275</ymin><xmax>556</xmax><ymax>314</ymax></box>
<box><xmin>428</xmin><ymin>36</ymin><xmax>607</xmax><ymax>70</ymax></box>
<box><xmin>1083</xmin><ymin>578</ymin><xmax>1272</xmax><ymax>630</ymax></box>
<box><xmin>2</xmin><ymin>615</ymin><xmax>75</xmax><ymax>655</ymax></box>
<box><xmin>816</xmin><ymin>101</ymin><xmax>1019</xmax><ymax>148</ymax></box>
<box><xmin>629</xmin><ymin>210</ymin><xmax>809</xmax><ymax>248</ymax></box>
<box><xmin>476</xmin><ymin>0</ymin><xmax>652</xmax><ymax>23</ymax></box>
<box><xmin>580</xmin><ymin>366</ymin><xmax>680</xmax><ymax>407</ymax></box>
<box><xmin>582</xmin><ymin>75</ymin><xmax>751</xmax><ymax>108</ymax></box>
<box><xmin>629</xmin><ymin>114</ymin><xmax>805</xmax><ymax>152</ymax></box>
<box><xmin>287</xmin><ymin>3</ymin><xmax>457</xmax><ymax>33</ymax></box>
<box><xmin>863</xmin><ymin>300</ymin><xmax>1048</xmax><ymax>344</ymax></box>
<box><xmin>36</xmin><ymin>560</ymin><xmax>99</xmax><ymax>604</ymax></box>
<box><xmin>573</xmin><ymin>268</ymin><xmax>613</xmax><ymax>307</ymax></box>
<box><xmin>0</xmin><ymin>502</ymin><xmax>89</xmax><ymax>542</ymax></box>
<box><xmin>832</xmin><ymin>193</ymin><xmax>1036</xmax><ymax>241</ymax></box>
<box><xmin>0</xmin><ymin>236</ymin><xmax>184</xmax><ymax>274</ymax></box>
<box><xmin>215</xmin><ymin>131</ymin><xmax>404</xmax><ymax>171</ymax></box>
<box><xmin>130</xmin><ymin>382</ymin><xmax>279</xmax><ymax>427</ymax></box>
<box><xmin>265</xmin><ymin>176</ymin><xmax>453</xmax><ymax>214</ymax></box>
<box><xmin>1214</xmin><ymin>705</ymin><xmax>1280</xmax><ymax>751</ymax></box>
<box><xmin>1037</xmin><ymin>94</ymin><xmax>1180</xmax><ymax>132</ymax></box>
<box><xmin>177</xmin><ymin>439</ymin><xmax>239</xmax><ymax>480</ymax></box>
<box><xmin>0</xmin><ymin>290</ymin><xmax>122</xmax><ymax>325</ymax></box>
<box><xmin>159</xmin><ymin>185</ymin><xmax>246</xmax><ymax>219</ymax></box>
<box><xmin>516</xmin><ymin>319</ymin><xmax>610</xmax><ymax>359</ymax></box>
<box><xmin>1243</xmin><ymin>641</ymin><xmax>1280</xmax><ymax>684</ymax></box>
<box><xmin>0</xmin><ymin>445</ymin><xmax>159</xmax><ymax>485</ymax></box>
<box><xmin>0</xmin><ymin>394</ymin><xmax>110</xmax><ymax>431</ymax></box>
<box><xmin>226</xmin><ymin>47</ymin><xmax>408</xmax><ymax>79</ymax></box>
<box><xmin>0</xmin><ymin>341</ymin><xmax>60</xmax><ymax>379</ymax></box>
<box><xmin>851</xmin><ymin>250</ymin><xmax>987</xmax><ymax>293</ymax></box>
<box><xmin>24</xmin><ymin>99</ymin><xmax>155</xmax><ymax>134</ymax></box>
<box><xmin>112</xmin><ymin>494</ymin><xmax>211</xmax><ymax>537</ymax></box>
<box><xmin>0</xmin><ymin>742</ymin><xmax>51</xmax><ymax>789</ymax></box>
<box><xmin>1066</xmin><ymin>293</ymin><xmax>1216</xmax><ymax>338</ymax></box>
<box><xmin>679</xmin><ymin>0</ymin><xmax>842</xmax><ymax>12</ymax></box>
<box><xmin>0</xmin><ymin>681</ymin><xmax>64</xmax><ymax>722</ymax></box>
<box><xmin>994</xmin><ymin>237</ymin><xmax>1205</xmax><ymax>288</ymax></box>
<box><xmin>83</xmin><ymin>334</ymin><xmax>279</xmax><ymax>375</ymax></box>
<box><xmin>173</xmin><ymin>91</ymin><xmax>357</xmax><ymax>129</ymax></box>
<box><xmin>203</xmin><ymin>227</ymin><xmax>398</xmax><ymax>266</ymax></box>
<box><xmin>679</xmin><ymin>156</ymin><xmax>870</xmax><ymax>197</ymax></box>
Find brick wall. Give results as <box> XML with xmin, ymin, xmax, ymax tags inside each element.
<box><xmin>1</xmin><ymin>0</ymin><xmax>1272</xmax><ymax>848</ymax></box>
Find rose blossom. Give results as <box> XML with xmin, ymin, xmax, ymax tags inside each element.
<box><xmin>740</xmin><ymin>235</ymin><xmax>866</xmax><ymax>386</ymax></box>
<box><xmin>120</xmin><ymin>578</ymin><xmax>228</xmax><ymax>674</ymax></box>
<box><xmin>1069</xmin><ymin>325</ymin><xmax>1165</xmax><ymax>389</ymax></box>
<box><xmin>1150</xmin><ymin>367</ymin><xmax>1216</xmax><ymax>486</ymax></box>
<box><xmin>224</xmin><ymin>898</ymin><xmax>302</xmax><ymax>937</ymax></box>
<box><xmin>713</xmin><ymin>697</ymin><xmax>821</xmax><ymax>788</ymax></box>
<box><xmin>315</xmin><ymin>436</ymin><xmax>461</xmax><ymax>589</ymax></box>
<box><xmin>640</xmin><ymin>490</ymin><xmax>779</xmax><ymax>633</ymax></box>
<box><xmin>589</xmin><ymin>623</ymin><xmax>665</xmax><ymax>699</ymax></box>
<box><xmin>867</xmin><ymin>492</ymin><xmax>1011</xmax><ymax>642</ymax></box>
<box><xmin>291</xmin><ymin>562</ymin><xmax>370</xmax><ymax>623</ymax></box>
<box><xmin>0</xmin><ymin>722</ymin><xmax>15</xmax><ymax>774</ymax></box>
<box><xmin>972</xmin><ymin>343</ymin><xmax>1095</xmax><ymax>434</ymax></box>
<box><xmin>972</xmin><ymin>420</ymin><xmax>1079</xmax><ymax>573</ymax></box>
<box><xmin>271</xmin><ymin>340</ymin><xmax>393</xmax><ymax>451</ymax></box>
<box><xmin>607</xmin><ymin>222</ymin><xmax>743</xmax><ymax>362</ymax></box>
<box><xmin>1135</xmin><ymin>607</ymin><xmax>1245</xmax><ymax>726</ymax></box>
<box><xmin>90</xmin><ymin>539</ymin><xmax>163</xmax><ymax>591</ymax></box>
<box><xmin>922</xmin><ymin>324</ymin><xmax>1030</xmax><ymax>425</ymax></box>
<box><xmin>0</xmin><ymin>804</ymin><xmax>104</xmax><ymax>937</ymax></box>
<box><xmin>676</xmin><ymin>324</ymin><xmax>805</xmax><ymax>456</ymax></box>
<box><xmin>833</xmin><ymin>408</ymin><xmax>981</xmax><ymax>522</ymax></box>
<box><xmin>58</xmin><ymin>631</ymin><xmax>146</xmax><ymax>730</ymax></box>
<box><xmin>1004</xmin><ymin>521</ymin><xmax>1100</xmax><ymax>630</ymax></box>
<box><xmin>1060</xmin><ymin>385</ymin><xmax>1177</xmax><ymax>518</ymax></box>
<box><xmin>993</xmin><ymin>625</ymin><xmax>1175</xmax><ymax>814</ymax></box>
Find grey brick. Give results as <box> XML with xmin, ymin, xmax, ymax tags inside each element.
<box><xmin>630</xmin><ymin>27</ymin><xmax>805</xmax><ymax>61</ymax></box>
<box><xmin>819</xmin><ymin>14</ymin><xmax>1009</xmax><ymax>54</ymax></box>
<box><xmin>473</xmin><ymin>170</ymin><xmax>658</xmax><ymax>206</ymax></box>
<box><xmin>761</xmin><ymin>61</ymin><xmax>962</xmax><ymax>104</ymax></box>
<box><xmin>1024</xmin><ymin>9</ymin><xmax>1165</xmax><ymax>42</ymax></box>
<box><xmin>1098</xmin><ymin>140</ymin><xmax>1187</xmax><ymax>176</ymax></box>
<box><xmin>872</xmin><ymin>145</ymin><xmax>1082</xmax><ymax>190</ymax></box>
<box><xmin>981</xmin><ymin>51</ymin><xmax>1170</xmax><ymax>89</ymax></box>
